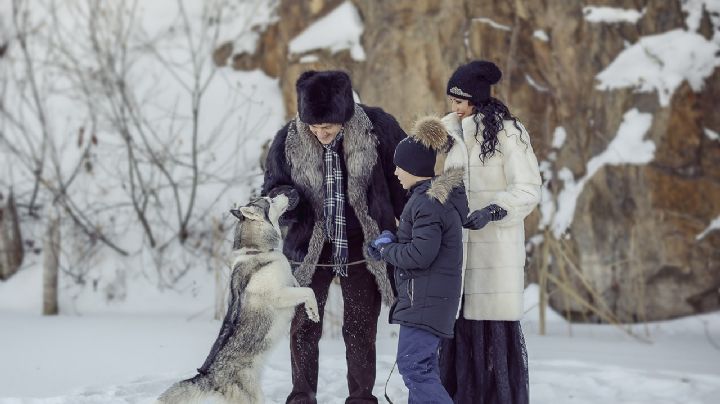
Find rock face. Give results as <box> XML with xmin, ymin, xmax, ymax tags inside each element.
<box><xmin>229</xmin><ymin>0</ymin><xmax>720</xmax><ymax>322</ymax></box>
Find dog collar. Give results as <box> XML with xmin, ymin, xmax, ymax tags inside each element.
<box><xmin>243</xmin><ymin>248</ymin><xmax>275</xmax><ymax>255</ymax></box>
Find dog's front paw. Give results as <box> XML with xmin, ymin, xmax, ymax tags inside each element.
<box><xmin>305</xmin><ymin>301</ymin><xmax>320</xmax><ymax>323</ymax></box>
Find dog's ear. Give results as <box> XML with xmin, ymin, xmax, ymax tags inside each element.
<box><xmin>230</xmin><ymin>208</ymin><xmax>244</xmax><ymax>221</ymax></box>
<box><xmin>236</xmin><ymin>206</ymin><xmax>265</xmax><ymax>221</ymax></box>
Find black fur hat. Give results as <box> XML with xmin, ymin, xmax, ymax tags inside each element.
<box><xmin>296</xmin><ymin>70</ymin><xmax>355</xmax><ymax>124</ymax></box>
<box><xmin>446</xmin><ymin>60</ymin><xmax>502</xmax><ymax>106</ymax></box>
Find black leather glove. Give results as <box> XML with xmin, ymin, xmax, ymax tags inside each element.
<box><xmin>463</xmin><ymin>204</ymin><xmax>508</xmax><ymax>230</ymax></box>
<box><xmin>267</xmin><ymin>185</ymin><xmax>300</xmax><ymax>211</ymax></box>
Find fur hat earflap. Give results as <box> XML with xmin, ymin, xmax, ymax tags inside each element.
<box><xmin>296</xmin><ymin>70</ymin><xmax>355</xmax><ymax>124</ymax></box>
<box><xmin>410</xmin><ymin>116</ymin><xmax>449</xmax><ymax>151</ymax></box>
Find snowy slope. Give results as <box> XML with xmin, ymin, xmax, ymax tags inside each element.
<box><xmin>1</xmin><ymin>287</ymin><xmax>720</xmax><ymax>403</ymax></box>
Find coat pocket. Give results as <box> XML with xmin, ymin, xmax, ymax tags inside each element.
<box><xmin>407</xmin><ymin>279</ymin><xmax>414</xmax><ymax>306</ymax></box>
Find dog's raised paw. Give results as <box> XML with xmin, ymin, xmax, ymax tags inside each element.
<box><xmin>306</xmin><ymin>305</ymin><xmax>320</xmax><ymax>323</ymax></box>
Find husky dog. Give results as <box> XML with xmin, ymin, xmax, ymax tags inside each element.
<box><xmin>158</xmin><ymin>193</ymin><xmax>319</xmax><ymax>404</ymax></box>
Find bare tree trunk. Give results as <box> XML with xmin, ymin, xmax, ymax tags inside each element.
<box><xmin>0</xmin><ymin>189</ymin><xmax>24</xmax><ymax>280</ymax></box>
<box><xmin>43</xmin><ymin>212</ymin><xmax>60</xmax><ymax>315</ymax></box>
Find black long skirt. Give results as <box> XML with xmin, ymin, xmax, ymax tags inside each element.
<box><xmin>439</xmin><ymin>317</ymin><xmax>529</xmax><ymax>404</ymax></box>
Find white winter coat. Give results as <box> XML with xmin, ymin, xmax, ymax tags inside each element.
<box><xmin>440</xmin><ymin>112</ymin><xmax>542</xmax><ymax>321</ymax></box>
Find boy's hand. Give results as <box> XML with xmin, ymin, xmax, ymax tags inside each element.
<box><xmin>373</xmin><ymin>230</ymin><xmax>397</xmax><ymax>246</ymax></box>
<box><xmin>366</xmin><ymin>230</ymin><xmax>397</xmax><ymax>261</ymax></box>
<box><xmin>367</xmin><ymin>243</ymin><xmax>383</xmax><ymax>260</ymax></box>
<box><xmin>463</xmin><ymin>204</ymin><xmax>507</xmax><ymax>230</ymax></box>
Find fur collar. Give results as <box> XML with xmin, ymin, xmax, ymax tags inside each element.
<box><xmin>443</xmin><ymin>111</ymin><xmax>528</xmax><ymax>144</ymax></box>
<box><xmin>285</xmin><ymin>103</ymin><xmax>377</xmax><ymax>218</ymax></box>
<box><xmin>442</xmin><ymin>112</ymin><xmax>483</xmax><ymax>144</ymax></box>
<box><xmin>282</xmin><ymin>104</ymin><xmax>395</xmax><ymax>306</ymax></box>
<box><xmin>441</xmin><ymin>112</ymin><xmax>462</xmax><ymax>136</ymax></box>
<box><xmin>426</xmin><ymin>167</ymin><xmax>465</xmax><ymax>204</ymax></box>
<box><xmin>440</xmin><ymin>113</ymin><xmax>470</xmax><ymax>184</ymax></box>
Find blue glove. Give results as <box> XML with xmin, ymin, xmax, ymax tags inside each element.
<box><xmin>367</xmin><ymin>243</ymin><xmax>382</xmax><ymax>261</ymax></box>
<box><xmin>373</xmin><ymin>230</ymin><xmax>397</xmax><ymax>247</ymax></box>
<box><xmin>367</xmin><ymin>230</ymin><xmax>397</xmax><ymax>261</ymax></box>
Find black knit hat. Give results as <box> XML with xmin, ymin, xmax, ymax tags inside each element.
<box><xmin>446</xmin><ymin>60</ymin><xmax>502</xmax><ymax>106</ymax></box>
<box><xmin>296</xmin><ymin>70</ymin><xmax>355</xmax><ymax>124</ymax></box>
<box><xmin>394</xmin><ymin>117</ymin><xmax>449</xmax><ymax>178</ymax></box>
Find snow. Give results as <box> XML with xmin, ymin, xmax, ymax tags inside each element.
<box><xmin>299</xmin><ymin>54</ymin><xmax>319</xmax><ymax>63</ymax></box>
<box><xmin>551</xmin><ymin>127</ymin><xmax>567</xmax><ymax>149</ymax></box>
<box><xmin>538</xmin><ymin>127</ymin><xmax>568</xmax><ymax>229</ymax></box>
<box><xmin>681</xmin><ymin>0</ymin><xmax>720</xmax><ymax>34</ymax></box>
<box><xmin>525</xmin><ymin>74</ymin><xmax>549</xmax><ymax>92</ymax></box>
<box><xmin>551</xmin><ymin>109</ymin><xmax>654</xmax><ymax>237</ymax></box>
<box><xmin>583</xmin><ymin>6</ymin><xmax>645</xmax><ymax>24</ymax></box>
<box><xmin>588</xmin><ymin>110</ymin><xmax>655</xmax><ymax>167</ymax></box>
<box><xmin>472</xmin><ymin>17</ymin><xmax>512</xmax><ymax>31</ymax></box>
<box><xmin>705</xmin><ymin>128</ymin><xmax>720</xmax><ymax>141</ymax></box>
<box><xmin>539</xmin><ymin>162</ymin><xmax>556</xmax><ymax>229</ymax></box>
<box><xmin>526</xmin><ymin>234</ymin><xmax>545</xmax><ymax>252</ymax></box>
<box><xmin>697</xmin><ymin>215</ymin><xmax>720</xmax><ymax>240</ymax></box>
<box><xmin>533</xmin><ymin>30</ymin><xmax>549</xmax><ymax>42</ymax></box>
<box><xmin>137</xmin><ymin>0</ymin><xmax>280</xmax><ymax>56</ymax></box>
<box><xmin>0</xmin><ymin>0</ymin><xmax>287</xmax><ymax>316</ymax></box>
<box><xmin>2</xmin><ymin>288</ymin><xmax>720</xmax><ymax>403</ymax></box>
<box><xmin>596</xmin><ymin>29</ymin><xmax>720</xmax><ymax>107</ymax></box>
<box><xmin>288</xmin><ymin>1</ymin><xmax>366</xmax><ymax>61</ymax></box>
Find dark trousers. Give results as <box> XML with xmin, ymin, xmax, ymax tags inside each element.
<box><xmin>439</xmin><ymin>317</ymin><xmax>530</xmax><ymax>404</ymax></box>
<box><xmin>286</xmin><ymin>232</ymin><xmax>382</xmax><ymax>404</ymax></box>
<box><xmin>397</xmin><ymin>325</ymin><xmax>453</xmax><ymax>404</ymax></box>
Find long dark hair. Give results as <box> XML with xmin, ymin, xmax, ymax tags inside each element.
<box><xmin>471</xmin><ymin>97</ymin><xmax>524</xmax><ymax>162</ymax></box>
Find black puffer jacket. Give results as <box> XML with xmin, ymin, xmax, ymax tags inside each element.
<box><xmin>382</xmin><ymin>168</ymin><xmax>469</xmax><ymax>338</ymax></box>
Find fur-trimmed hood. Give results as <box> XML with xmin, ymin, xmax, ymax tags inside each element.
<box><xmin>427</xmin><ymin>167</ymin><xmax>464</xmax><ymax>204</ymax></box>
<box><xmin>411</xmin><ymin>167</ymin><xmax>469</xmax><ymax>222</ymax></box>
<box><xmin>429</xmin><ymin>167</ymin><xmax>469</xmax><ymax>223</ymax></box>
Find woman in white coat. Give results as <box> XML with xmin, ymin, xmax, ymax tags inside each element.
<box><xmin>437</xmin><ymin>60</ymin><xmax>542</xmax><ymax>404</ymax></box>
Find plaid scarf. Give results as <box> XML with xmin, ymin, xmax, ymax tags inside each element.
<box><xmin>322</xmin><ymin>130</ymin><xmax>349</xmax><ymax>276</ymax></box>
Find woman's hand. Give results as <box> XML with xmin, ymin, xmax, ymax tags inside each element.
<box><xmin>463</xmin><ymin>204</ymin><xmax>507</xmax><ymax>230</ymax></box>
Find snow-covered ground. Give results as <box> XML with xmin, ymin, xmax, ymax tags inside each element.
<box><xmin>2</xmin><ymin>288</ymin><xmax>719</xmax><ymax>404</ymax></box>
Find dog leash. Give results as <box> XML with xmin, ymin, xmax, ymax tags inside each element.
<box><xmin>384</xmin><ymin>360</ymin><xmax>397</xmax><ymax>404</ymax></box>
<box><xmin>243</xmin><ymin>246</ymin><xmax>370</xmax><ymax>268</ymax></box>
<box><xmin>288</xmin><ymin>259</ymin><xmax>368</xmax><ymax>267</ymax></box>
<box><xmin>289</xmin><ymin>254</ymin><xmax>395</xmax><ymax>403</ymax></box>
<box><xmin>242</xmin><ymin>250</ymin><xmax>368</xmax><ymax>268</ymax></box>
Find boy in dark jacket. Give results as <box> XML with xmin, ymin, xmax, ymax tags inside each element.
<box><xmin>367</xmin><ymin>117</ymin><xmax>469</xmax><ymax>404</ymax></box>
